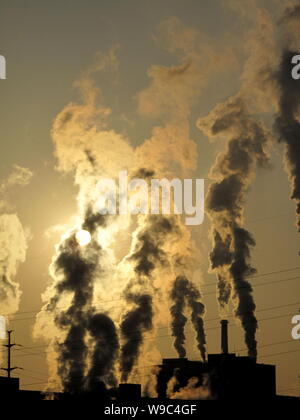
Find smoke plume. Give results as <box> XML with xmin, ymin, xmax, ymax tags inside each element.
<box><xmin>120</xmin><ymin>293</ymin><xmax>153</xmax><ymax>383</ymax></box>
<box><xmin>228</xmin><ymin>1</ymin><xmax>300</xmax><ymax>234</ymax></box>
<box><xmin>274</xmin><ymin>4</ymin><xmax>300</xmax><ymax>231</ymax></box>
<box><xmin>198</xmin><ymin>95</ymin><xmax>270</xmax><ymax>358</ymax></box>
<box><xmin>120</xmin><ymin>215</ymin><xmax>176</xmax><ymax>382</ymax></box>
<box><xmin>86</xmin><ymin>312</ymin><xmax>119</xmax><ymax>390</ymax></box>
<box><xmin>39</xmin><ymin>207</ymin><xmax>121</xmax><ymax>393</ymax></box>
<box><xmin>0</xmin><ymin>165</ymin><xmax>32</xmax><ymax>316</ymax></box>
<box><xmin>275</xmin><ymin>49</ymin><xmax>300</xmax><ymax>231</ymax></box>
<box><xmin>170</xmin><ymin>276</ymin><xmax>206</xmax><ymax>361</ymax></box>
<box><xmin>121</xmin><ymin>17</ymin><xmax>220</xmax><ymax>379</ymax></box>
<box><xmin>45</xmin><ymin>209</ymin><xmax>117</xmax><ymax>393</ymax></box>
<box><xmin>169</xmin><ymin>376</ymin><xmax>211</xmax><ymax>400</ymax></box>
<box><xmin>170</xmin><ymin>280</ymin><xmax>187</xmax><ymax>358</ymax></box>
<box><xmin>36</xmin><ymin>15</ymin><xmax>238</xmax><ymax>391</ymax></box>
<box><xmin>34</xmin><ymin>49</ymin><xmax>134</xmax><ymax>391</ymax></box>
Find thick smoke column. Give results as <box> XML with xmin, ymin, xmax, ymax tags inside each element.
<box><xmin>170</xmin><ymin>279</ymin><xmax>187</xmax><ymax>358</ymax></box>
<box><xmin>120</xmin><ymin>293</ymin><xmax>153</xmax><ymax>382</ymax></box>
<box><xmin>273</xmin><ymin>5</ymin><xmax>300</xmax><ymax>232</ymax></box>
<box><xmin>170</xmin><ymin>276</ymin><xmax>206</xmax><ymax>361</ymax></box>
<box><xmin>50</xmin><ymin>234</ymin><xmax>92</xmax><ymax>393</ymax></box>
<box><xmin>189</xmin><ymin>290</ymin><xmax>206</xmax><ymax>362</ymax></box>
<box><xmin>34</xmin><ymin>48</ymin><xmax>134</xmax><ymax>391</ymax></box>
<box><xmin>120</xmin><ymin>215</ymin><xmax>175</xmax><ymax>382</ymax></box>
<box><xmin>86</xmin><ymin>312</ymin><xmax>119</xmax><ymax>390</ymax></box>
<box><xmin>210</xmin><ymin>232</ymin><xmax>232</xmax><ymax>314</ymax></box>
<box><xmin>47</xmin><ymin>210</ymin><xmax>119</xmax><ymax>393</ymax></box>
<box><xmin>198</xmin><ymin>95</ymin><xmax>270</xmax><ymax>359</ymax></box>
<box><xmin>121</xmin><ymin>17</ymin><xmax>231</xmax><ymax>378</ymax></box>
<box><xmin>228</xmin><ymin>3</ymin><xmax>300</xmax><ymax>233</ymax></box>
<box><xmin>230</xmin><ymin>226</ymin><xmax>257</xmax><ymax>358</ymax></box>
<box><xmin>37</xmin><ymin>16</ymin><xmax>237</xmax><ymax>389</ymax></box>
<box><xmin>275</xmin><ymin>47</ymin><xmax>300</xmax><ymax>231</ymax></box>
<box><xmin>39</xmin><ymin>207</ymin><xmax>121</xmax><ymax>393</ymax></box>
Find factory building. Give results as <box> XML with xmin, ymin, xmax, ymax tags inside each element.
<box><xmin>157</xmin><ymin>320</ymin><xmax>276</xmax><ymax>400</ymax></box>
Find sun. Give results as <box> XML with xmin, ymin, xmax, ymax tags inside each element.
<box><xmin>75</xmin><ymin>230</ymin><xmax>92</xmax><ymax>247</ymax></box>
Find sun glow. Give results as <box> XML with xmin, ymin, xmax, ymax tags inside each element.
<box><xmin>75</xmin><ymin>230</ymin><xmax>92</xmax><ymax>246</ymax></box>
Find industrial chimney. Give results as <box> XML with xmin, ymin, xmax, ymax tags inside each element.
<box><xmin>220</xmin><ymin>320</ymin><xmax>229</xmax><ymax>354</ymax></box>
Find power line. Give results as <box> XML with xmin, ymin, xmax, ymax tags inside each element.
<box><xmin>277</xmin><ymin>385</ymin><xmax>300</xmax><ymax>394</ymax></box>
<box><xmin>204</xmin><ymin>266</ymin><xmax>300</xmax><ymax>287</ymax></box>
<box><xmin>203</xmin><ymin>276</ymin><xmax>300</xmax><ymax>297</ymax></box>
<box><xmin>8</xmin><ymin>311</ymin><xmax>297</xmax><ymax>360</ymax></box>
<box><xmin>20</xmin><ymin>381</ymin><xmax>48</xmax><ymax>387</ymax></box>
<box><xmin>7</xmin><ymin>274</ymin><xmax>300</xmax><ymax>323</ymax></box>
<box><xmin>6</xmin><ymin>266</ymin><xmax>300</xmax><ymax>319</ymax></box>
<box><xmin>236</xmin><ymin>339</ymin><xmax>297</xmax><ymax>353</ymax></box>
<box><xmin>1</xmin><ymin>330</ymin><xmax>22</xmax><ymax>378</ymax></box>
<box><xmin>260</xmin><ymin>348</ymin><xmax>300</xmax><ymax>359</ymax></box>
<box><xmin>2</xmin><ymin>300</ymin><xmax>299</xmax><ymax>356</ymax></box>
<box><xmin>20</xmin><ymin>372</ymin><xmax>48</xmax><ymax>382</ymax></box>
<box><xmin>22</xmin><ymin>367</ymin><xmax>48</xmax><ymax>379</ymax></box>
<box><xmin>2</xmin><ymin>300</ymin><xmax>299</xmax><ymax>357</ymax></box>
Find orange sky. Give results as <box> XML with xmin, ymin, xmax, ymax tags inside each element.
<box><xmin>0</xmin><ymin>0</ymin><xmax>299</xmax><ymax>397</ymax></box>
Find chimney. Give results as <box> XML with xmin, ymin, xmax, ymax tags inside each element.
<box><xmin>220</xmin><ymin>320</ymin><xmax>229</xmax><ymax>354</ymax></box>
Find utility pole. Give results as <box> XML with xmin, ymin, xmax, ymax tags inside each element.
<box><xmin>1</xmin><ymin>330</ymin><xmax>21</xmax><ymax>378</ymax></box>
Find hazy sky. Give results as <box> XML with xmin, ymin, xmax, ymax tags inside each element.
<box><xmin>0</xmin><ymin>0</ymin><xmax>299</xmax><ymax>396</ymax></box>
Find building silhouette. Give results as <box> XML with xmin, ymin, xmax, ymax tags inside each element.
<box><xmin>0</xmin><ymin>321</ymin><xmax>298</xmax><ymax>401</ymax></box>
<box><xmin>157</xmin><ymin>321</ymin><xmax>276</xmax><ymax>400</ymax></box>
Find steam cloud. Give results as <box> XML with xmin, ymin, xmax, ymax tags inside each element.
<box><xmin>168</xmin><ymin>376</ymin><xmax>211</xmax><ymax>400</ymax></box>
<box><xmin>0</xmin><ymin>165</ymin><xmax>32</xmax><ymax>316</ymax></box>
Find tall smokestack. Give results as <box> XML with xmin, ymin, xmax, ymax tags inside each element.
<box><xmin>220</xmin><ymin>320</ymin><xmax>228</xmax><ymax>354</ymax></box>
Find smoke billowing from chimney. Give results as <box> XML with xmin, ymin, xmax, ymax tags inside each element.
<box><xmin>170</xmin><ymin>276</ymin><xmax>206</xmax><ymax>361</ymax></box>
<box><xmin>274</xmin><ymin>47</ymin><xmax>300</xmax><ymax>231</ymax></box>
<box><xmin>34</xmin><ymin>48</ymin><xmax>135</xmax><ymax>391</ymax></box>
<box><xmin>35</xmin><ymin>15</ymin><xmax>238</xmax><ymax>391</ymax></box>
<box><xmin>170</xmin><ymin>279</ymin><xmax>188</xmax><ymax>358</ymax></box>
<box><xmin>46</xmin><ymin>208</ymin><xmax>121</xmax><ymax>393</ymax></box>
<box><xmin>228</xmin><ymin>3</ymin><xmax>300</xmax><ymax>234</ymax></box>
<box><xmin>230</xmin><ymin>226</ymin><xmax>257</xmax><ymax>358</ymax></box>
<box><xmin>210</xmin><ymin>232</ymin><xmax>232</xmax><ymax>315</ymax></box>
<box><xmin>42</xmin><ymin>208</ymin><xmax>121</xmax><ymax>393</ymax></box>
<box><xmin>120</xmin><ymin>215</ymin><xmax>176</xmax><ymax>382</ymax></box>
<box><xmin>86</xmin><ymin>312</ymin><xmax>119</xmax><ymax>390</ymax></box>
<box><xmin>198</xmin><ymin>95</ymin><xmax>270</xmax><ymax>359</ymax></box>
<box><xmin>120</xmin><ymin>293</ymin><xmax>153</xmax><ymax>383</ymax></box>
